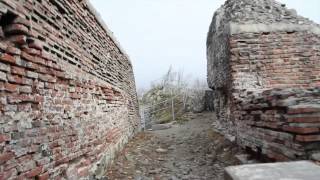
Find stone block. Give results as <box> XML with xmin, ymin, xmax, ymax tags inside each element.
<box><xmin>225</xmin><ymin>161</ymin><xmax>320</xmax><ymax>180</ymax></box>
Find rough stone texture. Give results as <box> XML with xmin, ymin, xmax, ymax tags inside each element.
<box><xmin>225</xmin><ymin>161</ymin><xmax>320</xmax><ymax>180</ymax></box>
<box><xmin>207</xmin><ymin>0</ymin><xmax>320</xmax><ymax>161</ymax></box>
<box><xmin>190</xmin><ymin>91</ymin><xmax>206</xmax><ymax>113</ymax></box>
<box><xmin>0</xmin><ymin>0</ymin><xmax>139</xmax><ymax>179</ymax></box>
<box><xmin>204</xmin><ymin>90</ymin><xmax>214</xmax><ymax>111</ymax></box>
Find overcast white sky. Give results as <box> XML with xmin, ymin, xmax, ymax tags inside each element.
<box><xmin>90</xmin><ymin>0</ymin><xmax>320</xmax><ymax>89</ymax></box>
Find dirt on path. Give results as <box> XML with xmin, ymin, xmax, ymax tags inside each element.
<box><xmin>106</xmin><ymin>112</ymin><xmax>240</xmax><ymax>180</ymax></box>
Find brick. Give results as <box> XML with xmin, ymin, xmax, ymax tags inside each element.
<box><xmin>11</xmin><ymin>66</ymin><xmax>26</xmax><ymax>76</ymax></box>
<box><xmin>18</xmin><ymin>103</ymin><xmax>32</xmax><ymax>111</ymax></box>
<box><xmin>25</xmin><ymin>166</ymin><xmax>42</xmax><ymax>178</ymax></box>
<box><xmin>26</xmin><ymin>61</ymin><xmax>40</xmax><ymax>70</ymax></box>
<box><xmin>288</xmin><ymin>105</ymin><xmax>320</xmax><ymax>114</ymax></box>
<box><xmin>0</xmin><ymin>53</ymin><xmax>16</xmax><ymax>64</ymax></box>
<box><xmin>15</xmin><ymin>58</ymin><xmax>28</xmax><ymax>68</ymax></box>
<box><xmin>0</xmin><ymin>168</ymin><xmax>17</xmax><ymax>179</ymax></box>
<box><xmin>296</xmin><ymin>135</ymin><xmax>320</xmax><ymax>142</ymax></box>
<box><xmin>4</xmin><ymin>24</ymin><xmax>29</xmax><ymax>35</ymax></box>
<box><xmin>34</xmin><ymin>81</ymin><xmax>45</xmax><ymax>89</ymax></box>
<box><xmin>22</xmin><ymin>77</ymin><xmax>33</xmax><ymax>85</ymax></box>
<box><xmin>38</xmin><ymin>74</ymin><xmax>55</xmax><ymax>82</ymax></box>
<box><xmin>77</xmin><ymin>166</ymin><xmax>89</xmax><ymax>177</ymax></box>
<box><xmin>41</xmin><ymin>51</ymin><xmax>52</xmax><ymax>61</ymax></box>
<box><xmin>0</xmin><ymin>152</ymin><xmax>15</xmax><ymax>165</ymax></box>
<box><xmin>0</xmin><ymin>62</ymin><xmax>10</xmax><ymax>72</ymax></box>
<box><xmin>7</xmin><ymin>74</ymin><xmax>23</xmax><ymax>84</ymax></box>
<box><xmin>288</xmin><ymin>122</ymin><xmax>320</xmax><ymax>128</ymax></box>
<box><xmin>37</xmin><ymin>172</ymin><xmax>49</xmax><ymax>180</ymax></box>
<box><xmin>8</xmin><ymin>95</ymin><xmax>22</xmax><ymax>104</ymax></box>
<box><xmin>44</xmin><ymin>82</ymin><xmax>53</xmax><ymax>90</ymax></box>
<box><xmin>6</xmin><ymin>46</ymin><xmax>21</xmax><ymax>55</ymax></box>
<box><xmin>34</xmin><ymin>95</ymin><xmax>44</xmax><ymax>103</ymax></box>
<box><xmin>3</xmin><ymin>104</ymin><xmax>17</xmax><ymax>111</ymax></box>
<box><xmin>0</xmin><ymin>71</ymin><xmax>6</xmax><ymax>81</ymax></box>
<box><xmin>13</xmin><ymin>16</ymin><xmax>31</xmax><ymax>27</ymax></box>
<box><xmin>266</xmin><ymin>151</ymin><xmax>290</xmax><ymax>161</ymax></box>
<box><xmin>0</xmin><ymin>134</ymin><xmax>10</xmax><ymax>143</ymax></box>
<box><xmin>70</xmin><ymin>93</ymin><xmax>81</xmax><ymax>99</ymax></box>
<box><xmin>28</xmin><ymin>38</ymin><xmax>43</xmax><ymax>50</ymax></box>
<box><xmin>26</xmin><ymin>71</ymin><xmax>38</xmax><ymax>79</ymax></box>
<box><xmin>8</xmin><ymin>35</ymin><xmax>27</xmax><ymax>45</ymax></box>
<box><xmin>34</xmin><ymin>57</ymin><xmax>47</xmax><ymax>66</ymax></box>
<box><xmin>19</xmin><ymin>85</ymin><xmax>32</xmax><ymax>93</ymax></box>
<box><xmin>286</xmin><ymin>116</ymin><xmax>320</xmax><ymax>123</ymax></box>
<box><xmin>21</xmin><ymin>51</ymin><xmax>37</xmax><ymax>64</ymax></box>
<box><xmin>54</xmin><ymin>70</ymin><xmax>65</xmax><ymax>78</ymax></box>
<box><xmin>4</xmin><ymin>83</ymin><xmax>18</xmax><ymax>92</ymax></box>
<box><xmin>1</xmin><ymin>0</ymin><xmax>17</xmax><ymax>9</ymax></box>
<box><xmin>22</xmin><ymin>47</ymin><xmax>41</xmax><ymax>55</ymax></box>
<box><xmin>16</xmin><ymin>160</ymin><xmax>36</xmax><ymax>172</ymax></box>
<box><xmin>283</xmin><ymin>126</ymin><xmax>319</xmax><ymax>134</ymax></box>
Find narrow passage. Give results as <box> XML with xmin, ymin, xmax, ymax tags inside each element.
<box><xmin>107</xmin><ymin>112</ymin><xmax>240</xmax><ymax>180</ymax></box>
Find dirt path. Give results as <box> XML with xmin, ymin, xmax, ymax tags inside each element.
<box><xmin>106</xmin><ymin>112</ymin><xmax>240</xmax><ymax>180</ymax></box>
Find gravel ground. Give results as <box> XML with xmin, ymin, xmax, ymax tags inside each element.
<box><xmin>106</xmin><ymin>112</ymin><xmax>240</xmax><ymax>180</ymax></box>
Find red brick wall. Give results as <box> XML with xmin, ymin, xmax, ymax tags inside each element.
<box><xmin>229</xmin><ymin>32</ymin><xmax>320</xmax><ymax>91</ymax></box>
<box><xmin>229</xmin><ymin>31</ymin><xmax>320</xmax><ymax>161</ymax></box>
<box><xmin>0</xmin><ymin>0</ymin><xmax>139</xmax><ymax>179</ymax></box>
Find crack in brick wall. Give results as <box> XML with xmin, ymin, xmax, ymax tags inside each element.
<box><xmin>0</xmin><ymin>0</ymin><xmax>139</xmax><ymax>179</ymax></box>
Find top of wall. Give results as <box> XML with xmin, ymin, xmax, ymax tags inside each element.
<box><xmin>208</xmin><ymin>0</ymin><xmax>320</xmax><ymax>40</ymax></box>
<box><xmin>220</xmin><ymin>0</ymin><xmax>315</xmax><ymax>25</ymax></box>
<box><xmin>85</xmin><ymin>0</ymin><xmax>131</xmax><ymax>63</ymax></box>
<box><xmin>1</xmin><ymin>0</ymin><xmax>137</xmax><ymax>90</ymax></box>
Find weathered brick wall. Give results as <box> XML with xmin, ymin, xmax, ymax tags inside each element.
<box><xmin>229</xmin><ymin>31</ymin><xmax>320</xmax><ymax>160</ymax></box>
<box><xmin>236</xmin><ymin>87</ymin><xmax>320</xmax><ymax>161</ymax></box>
<box><xmin>230</xmin><ymin>32</ymin><xmax>320</xmax><ymax>90</ymax></box>
<box><xmin>207</xmin><ymin>0</ymin><xmax>320</xmax><ymax>161</ymax></box>
<box><xmin>0</xmin><ymin>0</ymin><xmax>139</xmax><ymax>179</ymax></box>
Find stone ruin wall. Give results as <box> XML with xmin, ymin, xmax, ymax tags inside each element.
<box><xmin>207</xmin><ymin>0</ymin><xmax>320</xmax><ymax>161</ymax></box>
<box><xmin>0</xmin><ymin>0</ymin><xmax>139</xmax><ymax>179</ymax></box>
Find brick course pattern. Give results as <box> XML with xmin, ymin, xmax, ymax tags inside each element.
<box><xmin>207</xmin><ymin>0</ymin><xmax>320</xmax><ymax>161</ymax></box>
<box><xmin>236</xmin><ymin>88</ymin><xmax>320</xmax><ymax>161</ymax></box>
<box><xmin>0</xmin><ymin>0</ymin><xmax>139</xmax><ymax>179</ymax></box>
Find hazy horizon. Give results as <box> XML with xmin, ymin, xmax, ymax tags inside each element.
<box><xmin>90</xmin><ymin>0</ymin><xmax>320</xmax><ymax>89</ymax></box>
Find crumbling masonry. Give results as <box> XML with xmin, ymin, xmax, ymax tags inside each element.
<box><xmin>207</xmin><ymin>0</ymin><xmax>320</xmax><ymax>161</ymax></box>
<box><xmin>0</xmin><ymin>0</ymin><xmax>139</xmax><ymax>179</ymax></box>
